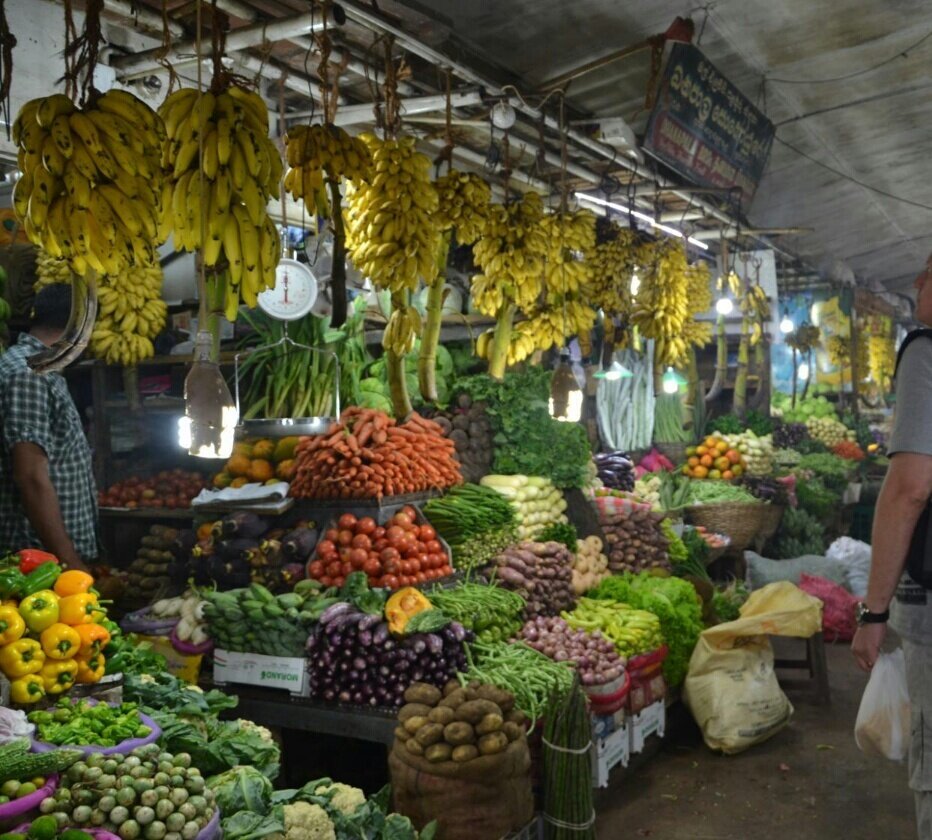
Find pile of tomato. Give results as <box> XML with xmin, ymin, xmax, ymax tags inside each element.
<box><xmin>307</xmin><ymin>507</ymin><xmax>454</xmax><ymax>590</ymax></box>
<box><xmin>98</xmin><ymin>469</ymin><xmax>208</xmax><ymax>509</ymax></box>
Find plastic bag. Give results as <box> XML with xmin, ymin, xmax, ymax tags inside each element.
<box><xmin>0</xmin><ymin>706</ymin><xmax>34</xmax><ymax>742</ymax></box>
<box><xmin>826</xmin><ymin>537</ymin><xmax>872</xmax><ymax>598</ymax></box>
<box><xmin>798</xmin><ymin>573</ymin><xmax>859</xmax><ymax>642</ymax></box>
<box><xmin>684</xmin><ymin>581</ymin><xmax>823</xmax><ymax>754</ymax></box>
<box><xmin>855</xmin><ymin>649</ymin><xmax>910</xmax><ymax>761</ymax></box>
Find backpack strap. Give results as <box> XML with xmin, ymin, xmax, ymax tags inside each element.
<box><xmin>895</xmin><ymin>329</ymin><xmax>932</xmax><ymax>377</ymax></box>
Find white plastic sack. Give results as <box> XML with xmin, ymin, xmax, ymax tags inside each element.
<box><xmin>826</xmin><ymin>537</ymin><xmax>872</xmax><ymax>598</ymax></box>
<box><xmin>854</xmin><ymin>649</ymin><xmax>910</xmax><ymax>761</ymax></box>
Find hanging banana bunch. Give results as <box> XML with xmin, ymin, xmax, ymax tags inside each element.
<box><xmin>826</xmin><ymin>334</ymin><xmax>850</xmax><ymax>367</ymax></box>
<box><xmin>91</xmin><ymin>262</ymin><xmax>167</xmax><ymax>365</ymax></box>
<box><xmin>680</xmin><ymin>260</ymin><xmax>714</xmax><ymax>352</ymax></box>
<box><xmin>158</xmin><ymin>84</ymin><xmax>282</xmax><ymax>317</ymax></box>
<box><xmin>631</xmin><ymin>238</ymin><xmax>692</xmax><ymax>367</ymax></box>
<box><xmin>540</xmin><ymin>209</ymin><xmax>596</xmax><ymax>297</ymax></box>
<box><xmin>13</xmin><ymin>90</ymin><xmax>165</xmax><ymax>276</ymax></box>
<box><xmin>741</xmin><ymin>282</ymin><xmax>771</xmax><ymax>347</ymax></box>
<box><xmin>35</xmin><ymin>250</ymin><xmax>73</xmax><ymax>290</ymax></box>
<box><xmin>506</xmin><ymin>300</ymin><xmax>598</xmax><ymax>366</ymax></box>
<box><xmin>589</xmin><ymin>222</ymin><xmax>639</xmax><ymax>318</ymax></box>
<box><xmin>867</xmin><ymin>334</ymin><xmax>896</xmax><ymax>392</ymax></box>
<box><xmin>472</xmin><ymin>192</ymin><xmax>549</xmax><ymax>378</ymax></box>
<box><xmin>344</xmin><ymin>134</ymin><xmax>441</xmax><ymax>294</ymax></box>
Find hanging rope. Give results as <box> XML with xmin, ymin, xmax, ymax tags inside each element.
<box><xmin>154</xmin><ymin>0</ymin><xmax>179</xmax><ymax>94</ymax></box>
<box><xmin>315</xmin><ymin>1</ymin><xmax>347</xmax><ymax>125</ymax></box>
<box><xmin>432</xmin><ymin>68</ymin><xmax>454</xmax><ymax>172</ymax></box>
<box><xmin>0</xmin><ymin>0</ymin><xmax>15</xmax><ymax>141</ymax></box>
<box><xmin>61</xmin><ymin>0</ymin><xmax>105</xmax><ymax>105</ymax></box>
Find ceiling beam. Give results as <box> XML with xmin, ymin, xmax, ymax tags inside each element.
<box><xmin>287</xmin><ymin>90</ymin><xmax>483</xmax><ymax>125</ymax></box>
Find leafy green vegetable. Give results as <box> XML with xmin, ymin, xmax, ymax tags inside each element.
<box><xmin>403</xmin><ymin>609</ymin><xmax>451</xmax><ymax>634</ymax></box>
<box><xmin>457</xmin><ymin>370</ymin><xmax>592</xmax><ymax>488</ymax></box>
<box><xmin>340</xmin><ymin>572</ymin><xmax>388</xmax><ymax>615</ymax></box>
<box><xmin>795</xmin><ymin>478</ymin><xmax>840</xmax><ymax>519</ymax></box>
<box><xmin>103</xmin><ymin>626</ymin><xmax>166</xmax><ymax>676</ymax></box>
<box><xmin>712</xmin><ymin>579</ymin><xmax>749</xmax><ymax>622</ymax></box>
<box><xmin>207</xmin><ymin>766</ymin><xmax>274</xmax><ymax>815</ymax></box>
<box><xmin>796</xmin><ymin>452</ymin><xmax>854</xmax><ymax>492</ymax></box>
<box><xmin>221</xmin><ymin>807</ymin><xmax>285</xmax><ymax>840</ymax></box>
<box><xmin>124</xmin><ymin>671</ymin><xmax>237</xmax><ymax>718</ymax></box>
<box><xmin>536</xmin><ymin>522</ymin><xmax>578</xmax><ymax>552</ymax></box>
<box><xmin>709</xmin><ymin>413</ymin><xmax>743</xmax><ymax>435</ymax></box>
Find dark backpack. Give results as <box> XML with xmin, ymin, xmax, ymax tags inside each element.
<box><xmin>895</xmin><ymin>329</ymin><xmax>932</xmax><ymax>588</ymax></box>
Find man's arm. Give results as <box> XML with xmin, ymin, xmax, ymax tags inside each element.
<box><xmin>851</xmin><ymin>451</ymin><xmax>932</xmax><ymax>671</ymax></box>
<box><xmin>12</xmin><ymin>442</ymin><xmax>87</xmax><ymax>571</ymax></box>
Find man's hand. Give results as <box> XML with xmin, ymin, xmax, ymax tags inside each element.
<box><xmin>852</xmin><ymin>623</ymin><xmax>887</xmax><ymax>672</ymax></box>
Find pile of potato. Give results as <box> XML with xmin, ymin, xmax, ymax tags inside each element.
<box><xmin>426</xmin><ymin>396</ymin><xmax>495</xmax><ymax>484</ymax></box>
<box><xmin>123</xmin><ymin>525</ymin><xmax>178</xmax><ymax>607</ymax></box>
<box><xmin>598</xmin><ymin>507</ymin><xmax>671</xmax><ymax>574</ymax></box>
<box><xmin>571</xmin><ymin>535</ymin><xmax>611</xmax><ymax>595</ymax></box>
<box><xmin>395</xmin><ymin>681</ymin><xmax>527</xmax><ymax>765</ymax></box>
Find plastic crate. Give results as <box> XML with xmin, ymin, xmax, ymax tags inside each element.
<box><xmin>591</xmin><ymin>722</ymin><xmax>630</xmax><ymax>787</ymax></box>
<box><xmin>630</xmin><ymin>700</ymin><xmax>666</xmax><ymax>754</ymax></box>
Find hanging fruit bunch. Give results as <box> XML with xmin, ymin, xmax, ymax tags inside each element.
<box><xmin>35</xmin><ymin>250</ymin><xmax>73</xmax><ymax>290</ymax></box>
<box><xmin>868</xmin><ymin>334</ymin><xmax>896</xmax><ymax>392</ymax></box>
<box><xmin>631</xmin><ymin>238</ymin><xmax>692</xmax><ymax>367</ymax></box>
<box><xmin>680</xmin><ymin>260</ymin><xmax>713</xmax><ymax>352</ymax></box>
<box><xmin>13</xmin><ymin>90</ymin><xmax>165</xmax><ymax>276</ymax></box>
<box><xmin>158</xmin><ymin>83</ymin><xmax>282</xmax><ymax>318</ymax></box>
<box><xmin>827</xmin><ymin>334</ymin><xmax>851</xmax><ymax>367</ymax></box>
<box><xmin>472</xmin><ymin>192</ymin><xmax>549</xmax><ymax>378</ymax></box>
<box><xmin>417</xmin><ymin>169</ymin><xmax>492</xmax><ymax>400</ymax></box>
<box><xmin>91</xmin><ymin>263</ymin><xmax>167</xmax><ymax>365</ymax></box>
<box><xmin>590</xmin><ymin>221</ymin><xmax>639</xmax><ymax>320</ymax></box>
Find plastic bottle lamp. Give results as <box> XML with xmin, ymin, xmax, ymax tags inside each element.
<box><xmin>662</xmin><ymin>366</ymin><xmax>683</xmax><ymax>394</ymax></box>
<box><xmin>177</xmin><ymin>331</ymin><xmax>239</xmax><ymax>458</ymax></box>
<box><xmin>549</xmin><ymin>354</ymin><xmax>583</xmax><ymax>422</ymax></box>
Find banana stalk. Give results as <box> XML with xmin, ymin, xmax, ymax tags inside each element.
<box><xmin>123</xmin><ymin>366</ymin><xmax>141</xmax><ymax>412</ymax></box>
<box><xmin>386</xmin><ymin>291</ymin><xmax>413</xmax><ymax>418</ymax></box>
<box><xmin>749</xmin><ymin>339</ymin><xmax>770</xmax><ymax>413</ymax></box>
<box><xmin>488</xmin><ymin>302</ymin><xmax>517</xmax><ymax>380</ymax></box>
<box><xmin>705</xmin><ymin>314</ymin><xmax>727</xmax><ymax>404</ymax></box>
<box><xmin>327</xmin><ymin>179</ymin><xmax>348</xmax><ymax>328</ymax></box>
<box><xmin>417</xmin><ymin>233</ymin><xmax>451</xmax><ymax>403</ymax></box>
<box><xmin>686</xmin><ymin>348</ymin><xmax>699</xmax><ymax>424</ymax></box>
<box><xmin>791</xmin><ymin>346</ymin><xmax>798</xmax><ymax>409</ymax></box>
<box><xmin>733</xmin><ymin>313</ymin><xmax>750</xmax><ymax>418</ymax></box>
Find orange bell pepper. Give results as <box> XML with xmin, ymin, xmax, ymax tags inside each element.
<box><xmin>57</xmin><ymin>592</ymin><xmax>98</xmax><ymax>626</ymax></box>
<box><xmin>53</xmin><ymin>569</ymin><xmax>95</xmax><ymax>598</ymax></box>
<box><xmin>74</xmin><ymin>622</ymin><xmax>110</xmax><ymax>656</ymax></box>
<box><xmin>74</xmin><ymin>651</ymin><xmax>105</xmax><ymax>684</ymax></box>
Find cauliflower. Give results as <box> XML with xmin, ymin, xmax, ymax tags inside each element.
<box><xmin>238</xmin><ymin>718</ymin><xmax>274</xmax><ymax>742</ymax></box>
<box><xmin>283</xmin><ymin>801</ymin><xmax>335</xmax><ymax>840</ymax></box>
<box><xmin>317</xmin><ymin>782</ymin><xmax>365</xmax><ymax>817</ymax></box>
<box><xmin>138</xmin><ymin>674</ymin><xmax>156</xmax><ymax>685</ymax></box>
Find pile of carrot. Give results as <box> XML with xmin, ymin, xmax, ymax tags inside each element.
<box><xmin>289</xmin><ymin>408</ymin><xmax>464</xmax><ymax>499</ymax></box>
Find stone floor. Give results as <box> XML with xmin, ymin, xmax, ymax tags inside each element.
<box><xmin>594</xmin><ymin>640</ymin><xmax>915</xmax><ymax>840</ymax></box>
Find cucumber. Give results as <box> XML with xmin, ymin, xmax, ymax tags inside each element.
<box><xmin>0</xmin><ymin>748</ymin><xmax>83</xmax><ymax>785</ymax></box>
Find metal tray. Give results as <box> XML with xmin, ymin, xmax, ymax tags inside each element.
<box><xmin>238</xmin><ymin>417</ymin><xmax>334</xmax><ymax>438</ymax></box>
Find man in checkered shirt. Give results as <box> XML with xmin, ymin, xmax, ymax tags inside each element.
<box><xmin>0</xmin><ymin>284</ymin><xmax>96</xmax><ymax>571</ymax></box>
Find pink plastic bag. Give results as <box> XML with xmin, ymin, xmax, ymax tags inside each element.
<box><xmin>798</xmin><ymin>573</ymin><xmax>858</xmax><ymax>642</ymax></box>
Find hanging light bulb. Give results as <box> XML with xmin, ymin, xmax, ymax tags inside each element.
<box><xmin>490</xmin><ymin>99</ymin><xmax>516</xmax><ymax>130</ymax></box>
<box><xmin>662</xmin><ymin>366</ymin><xmax>680</xmax><ymax>394</ymax></box>
<box><xmin>629</xmin><ymin>272</ymin><xmax>640</xmax><ymax>296</ymax></box>
<box><xmin>780</xmin><ymin>314</ymin><xmax>794</xmax><ymax>334</ymax></box>
<box><xmin>549</xmin><ymin>352</ymin><xmax>583</xmax><ymax>422</ymax></box>
<box><xmin>798</xmin><ymin>362</ymin><xmax>810</xmax><ymax>381</ymax></box>
<box><xmin>715</xmin><ymin>295</ymin><xmax>734</xmax><ymax>316</ymax></box>
<box><xmin>177</xmin><ymin>331</ymin><xmax>238</xmax><ymax>458</ymax></box>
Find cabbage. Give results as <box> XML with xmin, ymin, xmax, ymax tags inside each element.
<box><xmin>207</xmin><ymin>765</ymin><xmax>274</xmax><ymax>815</ymax></box>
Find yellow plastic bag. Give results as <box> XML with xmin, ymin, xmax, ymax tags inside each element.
<box><xmin>683</xmin><ymin>581</ymin><xmax>823</xmax><ymax>754</ymax></box>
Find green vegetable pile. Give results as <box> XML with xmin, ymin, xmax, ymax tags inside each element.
<box><xmin>682</xmin><ymin>481</ymin><xmax>759</xmax><ymax>506</ymax></box>
<box><xmin>711</xmin><ymin>580</ymin><xmax>749</xmax><ymax>623</ymax></box>
<box><xmin>426</xmin><ymin>582</ymin><xmax>525</xmax><ymax>644</ymax></box>
<box><xmin>765</xmin><ymin>506</ymin><xmax>826</xmax><ymax>558</ymax></box>
<box><xmin>795</xmin><ymin>478</ymin><xmax>841</xmax><ymax>519</ymax></box>
<box><xmin>103</xmin><ymin>622</ymin><xmax>166</xmax><ymax>678</ymax></box>
<box><xmin>589</xmin><ymin>573</ymin><xmax>704</xmax><ymax>688</ymax></box>
<box><xmin>536</xmin><ymin>522</ymin><xmax>578</xmax><ymax>553</ymax></box>
<box><xmin>795</xmin><ymin>452</ymin><xmax>854</xmax><ymax>492</ymax></box>
<box><xmin>661</xmin><ymin>520</ymin><xmax>688</xmax><ymax>565</ymax></box>
<box><xmin>772</xmin><ymin>393</ymin><xmax>837</xmax><ymax>424</ymax></box>
<box><xmin>423</xmin><ymin>483</ymin><xmax>518</xmax><ymax>570</ymax></box>
<box><xmin>37</xmin><ymin>744</ymin><xmax>216</xmax><ymax>840</ymax></box>
<box><xmin>460</xmin><ymin>641</ymin><xmax>575</xmax><ymax>725</ymax></box>
<box><xmin>29</xmin><ymin>700</ymin><xmax>151</xmax><ymax>748</ymax></box>
<box><xmin>0</xmin><ymin>739</ymin><xmax>82</xmax><ymax>789</ymax></box>
<box><xmin>362</xmin><ymin>339</ymin><xmax>455</xmax><ymax>413</ymax></box>
<box><xmin>457</xmin><ymin>370</ymin><xmax>592</xmax><ymax>488</ymax></box>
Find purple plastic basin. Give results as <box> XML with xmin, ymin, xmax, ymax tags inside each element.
<box><xmin>0</xmin><ymin>775</ymin><xmax>58</xmax><ymax>822</ymax></box>
<box><xmin>195</xmin><ymin>808</ymin><xmax>221</xmax><ymax>840</ymax></box>
<box><xmin>120</xmin><ymin>608</ymin><xmax>177</xmax><ymax>636</ymax></box>
<box><xmin>169</xmin><ymin>626</ymin><xmax>213</xmax><ymax>656</ymax></box>
<box><xmin>30</xmin><ymin>700</ymin><xmax>161</xmax><ymax>756</ymax></box>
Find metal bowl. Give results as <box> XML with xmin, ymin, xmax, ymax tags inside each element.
<box><xmin>238</xmin><ymin>417</ymin><xmax>334</xmax><ymax>438</ymax></box>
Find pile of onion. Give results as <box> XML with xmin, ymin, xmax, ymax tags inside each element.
<box><xmin>516</xmin><ymin>615</ymin><xmax>625</xmax><ymax>686</ymax></box>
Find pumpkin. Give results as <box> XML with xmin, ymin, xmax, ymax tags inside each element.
<box><xmin>386</xmin><ymin>587</ymin><xmax>432</xmax><ymax>634</ymax></box>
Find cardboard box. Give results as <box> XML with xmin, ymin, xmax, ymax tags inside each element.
<box><xmin>591</xmin><ymin>723</ymin><xmax>630</xmax><ymax>788</ymax></box>
<box><xmin>213</xmin><ymin>649</ymin><xmax>309</xmax><ymax>696</ymax></box>
<box><xmin>630</xmin><ymin>700</ymin><xmax>666</xmax><ymax>754</ymax></box>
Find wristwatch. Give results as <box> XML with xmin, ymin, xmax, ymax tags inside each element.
<box><xmin>855</xmin><ymin>602</ymin><xmax>889</xmax><ymax>625</ymax></box>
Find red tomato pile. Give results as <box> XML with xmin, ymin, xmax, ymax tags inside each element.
<box><xmin>98</xmin><ymin>470</ymin><xmax>208</xmax><ymax>509</ymax></box>
<box><xmin>307</xmin><ymin>507</ymin><xmax>453</xmax><ymax>590</ymax></box>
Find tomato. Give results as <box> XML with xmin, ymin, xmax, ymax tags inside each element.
<box><xmin>349</xmin><ymin>548</ymin><xmax>368</xmax><ymax>568</ymax></box>
<box><xmin>415</xmin><ymin>572</ymin><xmax>427</xmax><ymax>583</ymax></box>
<box><xmin>326</xmin><ymin>561</ymin><xmax>342</xmax><ymax>578</ymax></box>
<box><xmin>373</xmin><ymin>526</ymin><xmax>386</xmax><ymax>539</ymax></box>
<box><xmin>440</xmin><ymin>565</ymin><xmax>453</xmax><ymax>576</ymax></box>
<box><xmin>357</xmin><ymin>517</ymin><xmax>377</xmax><ymax>535</ymax></box>
<box><xmin>337</xmin><ymin>529</ymin><xmax>354</xmax><ymax>547</ymax></box>
<box><xmin>418</xmin><ymin>524</ymin><xmax>436</xmax><ymax>542</ymax></box>
<box><xmin>364</xmin><ymin>558</ymin><xmax>381</xmax><ymax>576</ymax></box>
<box><xmin>426</xmin><ymin>540</ymin><xmax>443</xmax><ymax>554</ymax></box>
<box><xmin>338</xmin><ymin>513</ymin><xmax>358</xmax><ymax>530</ymax></box>
<box><xmin>325</xmin><ymin>528</ymin><xmax>339</xmax><ymax>542</ymax></box>
<box><xmin>316</xmin><ymin>539</ymin><xmax>336</xmax><ymax>556</ymax></box>
<box><xmin>417</xmin><ymin>553</ymin><xmax>429</xmax><ymax>569</ymax></box>
<box><xmin>380</xmin><ymin>547</ymin><xmax>400</xmax><ymax>564</ymax></box>
<box><xmin>398</xmin><ymin>534</ymin><xmax>416</xmax><ymax>555</ymax></box>
<box><xmin>401</xmin><ymin>505</ymin><xmax>417</xmax><ymax>519</ymax></box>
<box><xmin>319</xmin><ymin>576</ymin><xmax>332</xmax><ymax>586</ymax></box>
<box><xmin>386</xmin><ymin>526</ymin><xmax>406</xmax><ymax>545</ymax></box>
<box><xmin>393</xmin><ymin>512</ymin><xmax>414</xmax><ymax>529</ymax></box>
<box><xmin>340</xmin><ymin>561</ymin><xmax>353</xmax><ymax>576</ymax></box>
<box><xmin>308</xmin><ymin>561</ymin><xmax>325</xmax><ymax>577</ymax></box>
<box><xmin>373</xmin><ymin>538</ymin><xmax>388</xmax><ymax>552</ymax></box>
<box><xmin>413</xmin><ymin>541</ymin><xmax>427</xmax><ymax>555</ymax></box>
<box><xmin>398</xmin><ymin>576</ymin><xmax>412</xmax><ymax>587</ymax></box>
<box><xmin>382</xmin><ymin>574</ymin><xmax>399</xmax><ymax>589</ymax></box>
<box><xmin>333</xmin><ymin>576</ymin><xmax>345</xmax><ymax>587</ymax></box>
<box><xmin>351</xmin><ymin>534</ymin><xmax>372</xmax><ymax>551</ymax></box>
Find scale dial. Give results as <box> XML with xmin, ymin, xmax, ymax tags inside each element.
<box><xmin>257</xmin><ymin>258</ymin><xmax>318</xmax><ymax>320</ymax></box>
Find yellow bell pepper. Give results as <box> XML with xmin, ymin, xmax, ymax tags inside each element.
<box><xmin>39</xmin><ymin>658</ymin><xmax>78</xmax><ymax>694</ymax></box>
<box><xmin>10</xmin><ymin>673</ymin><xmax>45</xmax><ymax>704</ymax></box>
<box><xmin>0</xmin><ymin>638</ymin><xmax>46</xmax><ymax>678</ymax></box>
<box><xmin>18</xmin><ymin>590</ymin><xmax>60</xmax><ymax>633</ymax></box>
<box><xmin>75</xmin><ymin>651</ymin><xmax>105</xmax><ymax>684</ymax></box>
<box><xmin>0</xmin><ymin>605</ymin><xmax>26</xmax><ymax>645</ymax></box>
<box><xmin>58</xmin><ymin>593</ymin><xmax>98</xmax><ymax>626</ymax></box>
<box><xmin>40</xmin><ymin>623</ymin><xmax>81</xmax><ymax>660</ymax></box>
<box><xmin>53</xmin><ymin>570</ymin><xmax>95</xmax><ymax>598</ymax></box>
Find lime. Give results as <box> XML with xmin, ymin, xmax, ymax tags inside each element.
<box><xmin>15</xmin><ymin>783</ymin><xmax>37</xmax><ymax>798</ymax></box>
<box><xmin>27</xmin><ymin>815</ymin><xmax>60</xmax><ymax>840</ymax></box>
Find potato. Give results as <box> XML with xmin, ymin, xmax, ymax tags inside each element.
<box><xmin>425</xmin><ymin>743</ymin><xmax>453</xmax><ymax>763</ymax></box>
<box><xmin>398</xmin><ymin>703</ymin><xmax>433</xmax><ymax>723</ymax></box>
<box><xmin>505</xmin><ymin>709</ymin><xmax>529</xmax><ymax>727</ymax></box>
<box><xmin>502</xmin><ymin>722</ymin><xmax>524</xmax><ymax>742</ymax></box>
<box><xmin>414</xmin><ymin>723</ymin><xmax>444</xmax><ymax>747</ymax></box>
<box><xmin>476</xmin><ymin>713</ymin><xmax>504</xmax><ymax>736</ymax></box>
<box><xmin>443</xmin><ymin>679</ymin><xmax>461</xmax><ymax>697</ymax></box>
<box><xmin>404</xmin><ymin>683</ymin><xmax>442</xmax><ymax>706</ymax></box>
<box><xmin>478</xmin><ymin>731</ymin><xmax>508</xmax><ymax>756</ymax></box>
<box><xmin>439</xmin><ymin>688</ymin><xmax>466</xmax><ymax>710</ymax></box>
<box><xmin>428</xmin><ymin>706</ymin><xmax>456</xmax><ymax>726</ymax></box>
<box><xmin>403</xmin><ymin>716</ymin><xmax>428</xmax><ymax>735</ymax></box>
<box><xmin>443</xmin><ymin>721</ymin><xmax>477</xmax><ymax>746</ymax></box>
<box><xmin>455</xmin><ymin>700</ymin><xmax>503</xmax><ymax>725</ymax></box>
<box><xmin>394</xmin><ymin>726</ymin><xmax>410</xmax><ymax>742</ymax></box>
<box><xmin>475</xmin><ymin>685</ymin><xmax>515</xmax><ymax>713</ymax></box>
<box><xmin>405</xmin><ymin>738</ymin><xmax>424</xmax><ymax>756</ymax></box>
<box><xmin>452</xmin><ymin>744</ymin><xmax>479</xmax><ymax>763</ymax></box>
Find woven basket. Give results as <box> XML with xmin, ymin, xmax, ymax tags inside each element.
<box><xmin>685</xmin><ymin>502</ymin><xmax>768</xmax><ymax>553</ymax></box>
<box><xmin>756</xmin><ymin>504</ymin><xmax>785</xmax><ymax>544</ymax></box>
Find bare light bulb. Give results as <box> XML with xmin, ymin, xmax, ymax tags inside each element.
<box><xmin>715</xmin><ymin>296</ymin><xmax>734</xmax><ymax>316</ymax></box>
<box><xmin>491</xmin><ymin>100</ymin><xmax>516</xmax><ymax>130</ymax></box>
<box><xmin>630</xmin><ymin>272</ymin><xmax>640</xmax><ymax>296</ymax></box>
<box><xmin>780</xmin><ymin>316</ymin><xmax>794</xmax><ymax>334</ymax></box>
<box><xmin>798</xmin><ymin>362</ymin><xmax>810</xmax><ymax>381</ymax></box>
<box><xmin>662</xmin><ymin>367</ymin><xmax>680</xmax><ymax>394</ymax></box>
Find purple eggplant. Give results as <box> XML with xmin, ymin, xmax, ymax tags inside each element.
<box><xmin>320</xmin><ymin>602</ymin><xmax>354</xmax><ymax>625</ymax></box>
<box><xmin>281</xmin><ymin>526</ymin><xmax>319</xmax><ymax>559</ymax></box>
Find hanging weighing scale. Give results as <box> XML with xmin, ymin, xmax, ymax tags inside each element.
<box><xmin>235</xmin><ymin>254</ymin><xmax>340</xmax><ymax>439</ymax></box>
